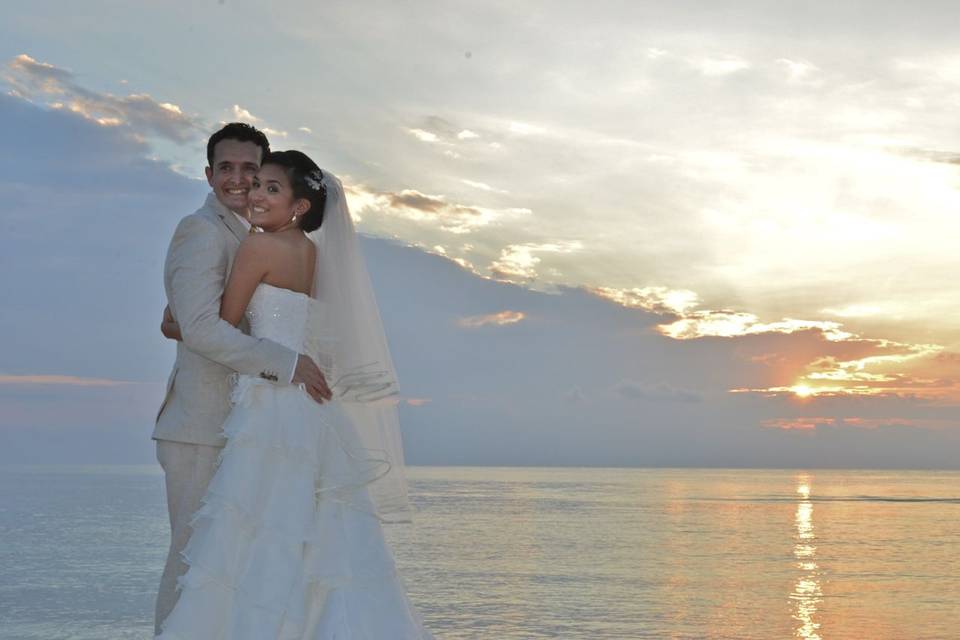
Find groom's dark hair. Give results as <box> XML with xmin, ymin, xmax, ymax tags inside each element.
<box><xmin>206</xmin><ymin>122</ymin><xmax>271</xmax><ymax>167</ymax></box>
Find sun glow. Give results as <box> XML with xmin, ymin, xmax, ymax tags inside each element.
<box><xmin>729</xmin><ymin>338</ymin><xmax>953</xmax><ymax>399</ymax></box>
<box><xmin>730</xmin><ymin>384</ymin><xmax>882</xmax><ymax>398</ymax></box>
<box><xmin>792</xmin><ymin>385</ymin><xmax>815</xmax><ymax>398</ymax></box>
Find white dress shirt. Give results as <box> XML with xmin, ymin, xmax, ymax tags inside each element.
<box><xmin>231</xmin><ymin>210</ymin><xmax>252</xmax><ymax>232</ymax></box>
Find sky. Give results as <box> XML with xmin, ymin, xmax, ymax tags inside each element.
<box><xmin>1</xmin><ymin>0</ymin><xmax>959</xmax><ymax>467</ymax></box>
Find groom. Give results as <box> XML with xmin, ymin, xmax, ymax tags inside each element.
<box><xmin>152</xmin><ymin>122</ymin><xmax>330</xmax><ymax>633</ymax></box>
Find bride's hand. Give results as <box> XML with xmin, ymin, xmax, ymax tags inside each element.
<box><xmin>161</xmin><ymin>305</ymin><xmax>183</xmax><ymax>341</ymax></box>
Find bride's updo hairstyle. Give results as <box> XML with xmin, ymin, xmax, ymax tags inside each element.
<box><xmin>261</xmin><ymin>150</ymin><xmax>327</xmax><ymax>232</ymax></box>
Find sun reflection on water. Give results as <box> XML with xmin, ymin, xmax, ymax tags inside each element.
<box><xmin>792</xmin><ymin>475</ymin><xmax>823</xmax><ymax>639</ymax></box>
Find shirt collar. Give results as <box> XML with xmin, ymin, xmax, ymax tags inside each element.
<box><xmin>231</xmin><ymin>210</ymin><xmax>252</xmax><ymax>232</ymax></box>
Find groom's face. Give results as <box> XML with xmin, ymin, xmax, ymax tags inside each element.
<box><xmin>204</xmin><ymin>139</ymin><xmax>262</xmax><ymax>214</ymax></box>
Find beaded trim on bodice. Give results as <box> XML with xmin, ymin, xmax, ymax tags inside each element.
<box><xmin>245</xmin><ymin>283</ymin><xmax>314</xmax><ymax>354</ymax></box>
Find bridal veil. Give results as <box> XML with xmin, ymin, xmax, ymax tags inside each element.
<box><xmin>305</xmin><ymin>171</ymin><xmax>412</xmax><ymax>523</ymax></box>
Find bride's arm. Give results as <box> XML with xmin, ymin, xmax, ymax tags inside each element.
<box><xmin>220</xmin><ymin>235</ymin><xmax>273</xmax><ymax>326</ymax></box>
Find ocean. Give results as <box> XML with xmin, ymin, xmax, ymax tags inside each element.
<box><xmin>1</xmin><ymin>465</ymin><xmax>957</xmax><ymax>639</ymax></box>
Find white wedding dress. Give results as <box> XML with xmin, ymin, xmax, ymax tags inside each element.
<box><xmin>157</xmin><ymin>283</ymin><xmax>434</xmax><ymax>640</ymax></box>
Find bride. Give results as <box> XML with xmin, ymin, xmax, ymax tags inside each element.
<box><xmin>156</xmin><ymin>150</ymin><xmax>434</xmax><ymax>639</ymax></box>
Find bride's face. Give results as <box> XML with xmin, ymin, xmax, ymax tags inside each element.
<box><xmin>248</xmin><ymin>164</ymin><xmax>309</xmax><ymax>231</ymax></box>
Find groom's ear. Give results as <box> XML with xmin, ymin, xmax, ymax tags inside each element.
<box><xmin>204</xmin><ymin>165</ymin><xmax>214</xmax><ymax>187</ymax></box>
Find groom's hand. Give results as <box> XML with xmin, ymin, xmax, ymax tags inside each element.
<box><xmin>293</xmin><ymin>354</ymin><xmax>332</xmax><ymax>403</ymax></box>
<box><xmin>160</xmin><ymin>305</ymin><xmax>182</xmax><ymax>341</ymax></box>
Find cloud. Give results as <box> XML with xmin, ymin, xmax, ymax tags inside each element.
<box><xmin>691</xmin><ymin>56</ymin><xmax>751</xmax><ymax>76</ymax></box>
<box><xmin>424</xmin><ymin>115</ymin><xmax>461</xmax><ymax>136</ymax></box>
<box><xmin>508</xmin><ymin>121</ymin><xmax>547</xmax><ymax>135</ymax></box>
<box><xmin>0</xmin><ymin>375</ymin><xmax>133</xmax><ymax>387</ymax></box>
<box><xmin>401</xmin><ymin>116</ymin><xmax>506</xmax><ymax>157</ymax></box>
<box><xmin>460</xmin><ymin>179</ymin><xmax>509</xmax><ymax>194</ymax></box>
<box><xmin>840</xmin><ymin>417</ymin><xmax>914</xmax><ymax>429</ymax></box>
<box><xmin>458</xmin><ymin>311</ymin><xmax>525</xmax><ymax>328</ymax></box>
<box><xmin>593</xmin><ymin>281</ymin><xmax>951</xmax><ymax>401</ymax></box>
<box><xmin>892</xmin><ymin>146</ymin><xmax>960</xmax><ymax>165</ymax></box>
<box><xmin>592</xmin><ymin>286</ymin><xmax>699</xmax><ymax>316</ymax></box>
<box><xmin>389</xmin><ymin>190</ymin><xmax>460</xmax><ymax>213</ymax></box>
<box><xmin>762</xmin><ymin>416</ymin><xmax>955</xmax><ymax>431</ymax></box>
<box><xmin>407</xmin><ymin>128</ymin><xmax>439</xmax><ymax>143</ymax></box>
<box><xmin>660</xmin><ymin>313</ymin><xmax>855</xmax><ymax>341</ymax></box>
<box><xmin>821</xmin><ymin>304</ymin><xmax>885</xmax><ymax>318</ymax></box>
<box><xmin>934</xmin><ymin>352</ymin><xmax>960</xmax><ymax>364</ymax></box>
<box><xmin>613</xmin><ymin>379</ymin><xmax>702</xmax><ymax>403</ymax></box>
<box><xmin>346</xmin><ymin>183</ymin><xmax>530</xmax><ymax>234</ymax></box>
<box><xmin>776</xmin><ymin>58</ymin><xmax>819</xmax><ymax>82</ymax></box>
<box><xmin>229</xmin><ymin>105</ymin><xmax>286</xmax><ymax>138</ymax></box>
<box><xmin>490</xmin><ymin>242</ymin><xmax>583</xmax><ymax>281</ymax></box>
<box><xmin>5</xmin><ymin>54</ymin><xmax>72</xmax><ymax>92</ymax></box>
<box><xmin>730</xmin><ymin>338</ymin><xmax>948</xmax><ymax>400</ymax></box>
<box><xmin>231</xmin><ymin>104</ymin><xmax>261</xmax><ymax>123</ymax></box>
<box><xmin>404</xmin><ymin>119</ymin><xmax>490</xmax><ymax>151</ymax></box>
<box><xmin>4</xmin><ymin>54</ymin><xmax>203</xmax><ymax>143</ymax></box>
<box><xmin>263</xmin><ymin>127</ymin><xmax>288</xmax><ymax>138</ymax></box>
<box><xmin>762</xmin><ymin>417</ymin><xmax>835</xmax><ymax>431</ymax></box>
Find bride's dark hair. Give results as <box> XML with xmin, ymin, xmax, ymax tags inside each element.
<box><xmin>261</xmin><ymin>150</ymin><xmax>327</xmax><ymax>232</ymax></box>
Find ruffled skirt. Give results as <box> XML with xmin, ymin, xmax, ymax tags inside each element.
<box><xmin>156</xmin><ymin>379</ymin><xmax>433</xmax><ymax>639</ymax></box>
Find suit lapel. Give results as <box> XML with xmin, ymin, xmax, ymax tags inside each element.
<box><xmin>203</xmin><ymin>192</ymin><xmax>247</xmax><ymax>243</ymax></box>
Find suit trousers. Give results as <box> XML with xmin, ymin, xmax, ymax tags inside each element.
<box><xmin>154</xmin><ymin>439</ymin><xmax>222</xmax><ymax>635</ymax></box>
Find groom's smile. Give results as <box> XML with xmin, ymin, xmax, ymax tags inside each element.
<box><xmin>204</xmin><ymin>138</ymin><xmax>263</xmax><ymax>215</ymax></box>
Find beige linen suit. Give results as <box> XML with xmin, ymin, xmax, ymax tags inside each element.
<box><xmin>152</xmin><ymin>192</ymin><xmax>298</xmax><ymax>633</ymax></box>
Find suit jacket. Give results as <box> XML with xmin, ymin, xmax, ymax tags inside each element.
<box><xmin>152</xmin><ymin>193</ymin><xmax>298</xmax><ymax>447</ymax></box>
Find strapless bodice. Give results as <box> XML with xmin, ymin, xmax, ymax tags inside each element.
<box><xmin>245</xmin><ymin>283</ymin><xmax>314</xmax><ymax>354</ymax></box>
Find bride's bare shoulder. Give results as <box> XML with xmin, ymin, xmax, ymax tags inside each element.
<box><xmin>239</xmin><ymin>231</ymin><xmax>287</xmax><ymax>250</ymax></box>
<box><xmin>236</xmin><ymin>231</ymin><xmax>313</xmax><ymax>268</ymax></box>
<box><xmin>233</xmin><ymin>232</ymin><xmax>286</xmax><ymax>263</ymax></box>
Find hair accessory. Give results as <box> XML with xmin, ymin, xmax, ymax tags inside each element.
<box><xmin>304</xmin><ymin>169</ymin><xmax>324</xmax><ymax>191</ymax></box>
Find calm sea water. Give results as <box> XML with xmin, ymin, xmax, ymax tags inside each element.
<box><xmin>0</xmin><ymin>465</ymin><xmax>958</xmax><ymax>639</ymax></box>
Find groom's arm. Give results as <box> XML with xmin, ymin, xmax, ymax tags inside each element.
<box><xmin>165</xmin><ymin>214</ymin><xmax>298</xmax><ymax>381</ymax></box>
